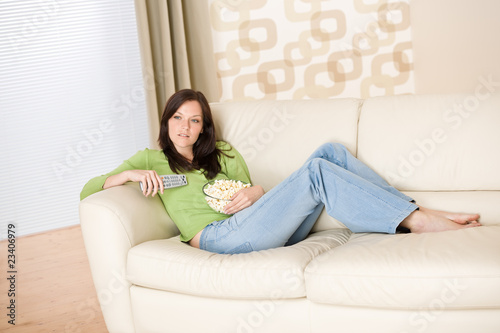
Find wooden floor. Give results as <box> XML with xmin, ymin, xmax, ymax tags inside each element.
<box><xmin>1</xmin><ymin>225</ymin><xmax>108</xmax><ymax>333</ymax></box>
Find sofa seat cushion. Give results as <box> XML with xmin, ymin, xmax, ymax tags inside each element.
<box><xmin>127</xmin><ymin>228</ymin><xmax>351</xmax><ymax>300</ymax></box>
<box><xmin>305</xmin><ymin>225</ymin><xmax>500</xmax><ymax>309</ymax></box>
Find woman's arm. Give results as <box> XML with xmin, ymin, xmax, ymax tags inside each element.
<box><xmin>219</xmin><ymin>141</ymin><xmax>262</xmax><ymax>214</ymax></box>
<box><xmin>223</xmin><ymin>185</ymin><xmax>265</xmax><ymax>215</ymax></box>
<box><xmin>104</xmin><ymin>169</ymin><xmax>164</xmax><ymax>197</ymax></box>
<box><xmin>80</xmin><ymin>148</ymin><xmax>162</xmax><ymax>200</ymax></box>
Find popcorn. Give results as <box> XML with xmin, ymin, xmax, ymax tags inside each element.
<box><xmin>203</xmin><ymin>179</ymin><xmax>251</xmax><ymax>213</ymax></box>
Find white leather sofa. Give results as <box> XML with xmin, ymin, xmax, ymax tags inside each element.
<box><xmin>80</xmin><ymin>93</ymin><xmax>500</xmax><ymax>333</ymax></box>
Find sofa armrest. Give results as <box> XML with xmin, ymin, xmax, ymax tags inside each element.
<box><xmin>79</xmin><ymin>182</ymin><xmax>178</xmax><ymax>333</ymax></box>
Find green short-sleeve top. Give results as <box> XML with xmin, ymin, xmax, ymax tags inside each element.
<box><xmin>80</xmin><ymin>141</ymin><xmax>252</xmax><ymax>242</ymax></box>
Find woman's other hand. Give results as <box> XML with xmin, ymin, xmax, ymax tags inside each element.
<box><xmin>224</xmin><ymin>185</ymin><xmax>265</xmax><ymax>215</ymax></box>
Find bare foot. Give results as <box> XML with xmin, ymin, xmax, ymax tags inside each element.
<box><xmin>418</xmin><ymin>206</ymin><xmax>480</xmax><ymax>225</ymax></box>
<box><xmin>399</xmin><ymin>206</ymin><xmax>481</xmax><ymax>233</ymax></box>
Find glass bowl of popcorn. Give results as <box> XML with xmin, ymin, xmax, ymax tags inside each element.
<box><xmin>202</xmin><ymin>179</ymin><xmax>251</xmax><ymax>213</ymax></box>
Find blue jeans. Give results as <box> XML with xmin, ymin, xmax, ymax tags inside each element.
<box><xmin>199</xmin><ymin>143</ymin><xmax>418</xmax><ymax>254</ymax></box>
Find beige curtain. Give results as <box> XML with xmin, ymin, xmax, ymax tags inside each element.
<box><xmin>134</xmin><ymin>0</ymin><xmax>219</xmax><ymax>148</ymax></box>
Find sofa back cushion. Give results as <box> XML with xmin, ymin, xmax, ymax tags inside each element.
<box><xmin>210</xmin><ymin>99</ymin><xmax>361</xmax><ymax>230</ymax></box>
<box><xmin>357</xmin><ymin>93</ymin><xmax>500</xmax><ymax>191</ymax></box>
<box><xmin>357</xmin><ymin>93</ymin><xmax>500</xmax><ymax>225</ymax></box>
<box><xmin>210</xmin><ymin>99</ymin><xmax>361</xmax><ymax>190</ymax></box>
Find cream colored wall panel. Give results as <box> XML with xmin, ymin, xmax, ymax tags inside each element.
<box><xmin>411</xmin><ymin>0</ymin><xmax>500</xmax><ymax>94</ymax></box>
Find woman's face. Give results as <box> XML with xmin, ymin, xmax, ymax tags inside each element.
<box><xmin>168</xmin><ymin>100</ymin><xmax>204</xmax><ymax>159</ymax></box>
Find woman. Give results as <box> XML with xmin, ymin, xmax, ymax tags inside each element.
<box><xmin>80</xmin><ymin>89</ymin><xmax>481</xmax><ymax>254</ymax></box>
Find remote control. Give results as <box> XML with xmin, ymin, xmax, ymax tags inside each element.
<box><xmin>140</xmin><ymin>174</ymin><xmax>188</xmax><ymax>191</ymax></box>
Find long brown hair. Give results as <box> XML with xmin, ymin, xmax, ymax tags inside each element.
<box><xmin>158</xmin><ymin>89</ymin><xmax>226</xmax><ymax>179</ymax></box>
